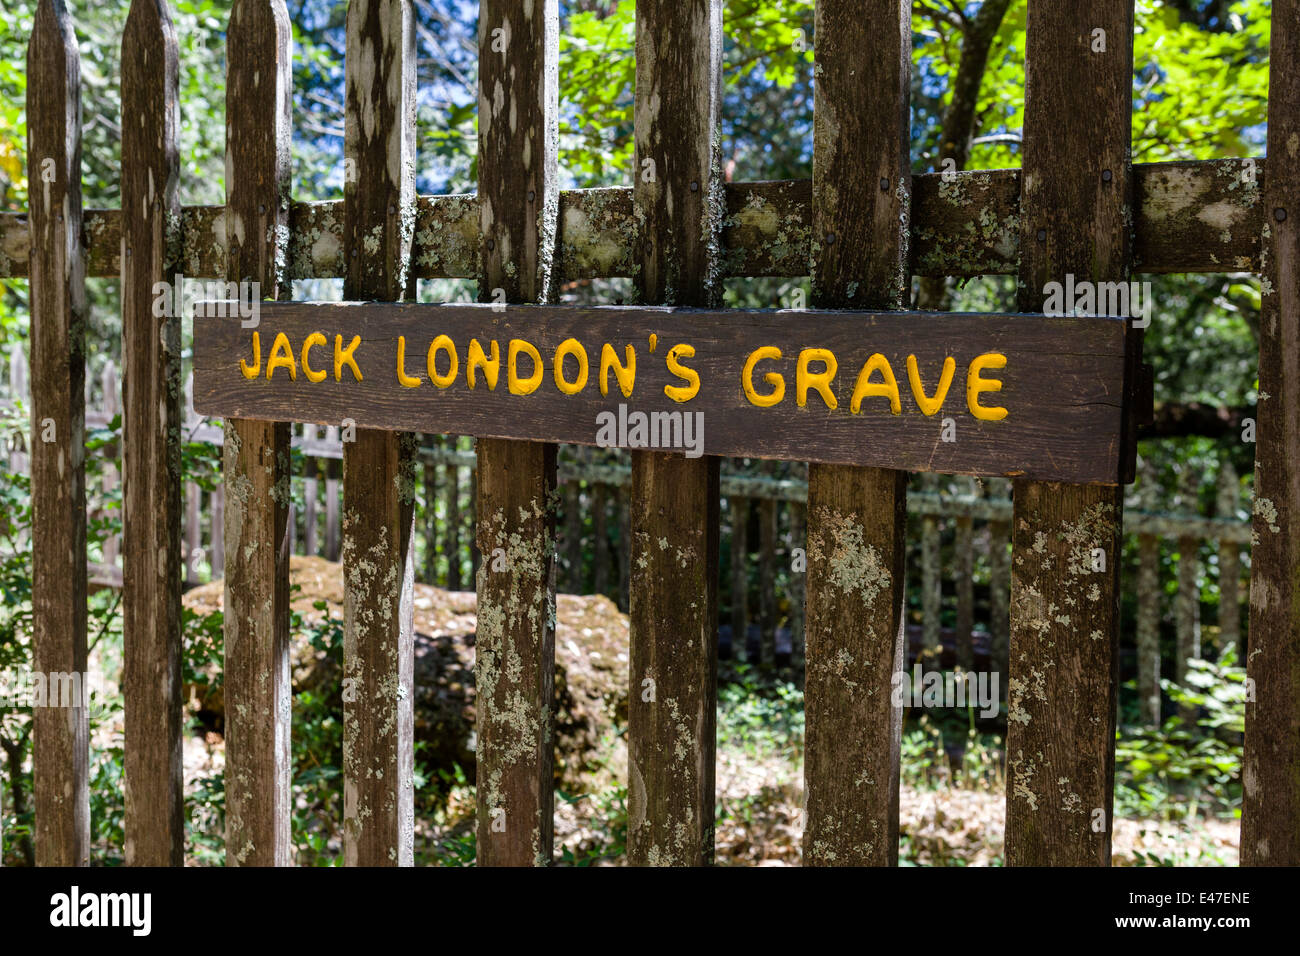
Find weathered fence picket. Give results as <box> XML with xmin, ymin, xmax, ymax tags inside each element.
<box><xmin>27</xmin><ymin>0</ymin><xmax>89</xmax><ymax>867</ymax></box>
<box><xmin>626</xmin><ymin>0</ymin><xmax>723</xmax><ymax>867</ymax></box>
<box><xmin>987</xmin><ymin>477</ymin><xmax>1010</xmax><ymax>664</ymax></box>
<box><xmin>473</xmin><ymin>0</ymin><xmax>561</xmax><ymax>867</ymax></box>
<box><xmin>1242</xmin><ymin>0</ymin><xmax>1300</xmax><ymax>866</ymax></box>
<box><xmin>802</xmin><ymin>0</ymin><xmax>911</xmax><ymax>867</ymax></box>
<box><xmin>1136</xmin><ymin>461</ymin><xmax>1162</xmax><ymax>727</ymax></box>
<box><xmin>921</xmin><ymin>475</ymin><xmax>942</xmax><ymax>655</ymax></box>
<box><xmin>221</xmin><ymin>0</ymin><xmax>294</xmax><ymax>867</ymax></box>
<box><xmin>1175</xmin><ymin>468</ymin><xmax>1202</xmax><ymax>726</ymax></box>
<box><xmin>99</xmin><ymin>363</ymin><xmax>119</xmax><ymax>569</ymax></box>
<box><xmin>120</xmin><ymin>0</ymin><xmax>185</xmax><ymax>867</ymax></box>
<box><xmin>1004</xmin><ymin>0</ymin><xmax>1133</xmax><ymax>867</ymax></box>
<box><xmin>442</xmin><ymin>442</ymin><xmax>461</xmax><ymax>590</ymax></box>
<box><xmin>954</xmin><ymin>478</ymin><xmax>975</xmax><ymax>670</ymax></box>
<box><xmin>340</xmin><ymin>0</ymin><xmax>418</xmax><ymax>867</ymax></box>
<box><xmin>1216</xmin><ymin>461</ymin><xmax>1240</xmax><ymax>650</ymax></box>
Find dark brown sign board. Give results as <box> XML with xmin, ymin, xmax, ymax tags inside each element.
<box><xmin>193</xmin><ymin>302</ymin><xmax>1139</xmax><ymax>485</ymax></box>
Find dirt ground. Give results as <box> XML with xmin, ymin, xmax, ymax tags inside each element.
<box><xmin>174</xmin><ymin>557</ymin><xmax>1239</xmax><ymax>866</ymax></box>
<box><xmin>182</xmin><ymin>729</ymin><xmax>1239</xmax><ymax>866</ymax></box>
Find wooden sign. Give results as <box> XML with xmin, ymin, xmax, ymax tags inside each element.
<box><xmin>193</xmin><ymin>302</ymin><xmax>1139</xmax><ymax>485</ymax></box>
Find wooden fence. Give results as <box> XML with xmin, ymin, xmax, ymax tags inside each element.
<box><xmin>5</xmin><ymin>0</ymin><xmax>1297</xmax><ymax>866</ymax></box>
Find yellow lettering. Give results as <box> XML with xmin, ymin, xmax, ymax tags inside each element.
<box><xmin>467</xmin><ymin>338</ymin><xmax>500</xmax><ymax>390</ymax></box>
<box><xmin>599</xmin><ymin>343</ymin><xmax>636</xmax><ymax>397</ymax></box>
<box><xmin>553</xmin><ymin>338</ymin><xmax>589</xmax><ymax>395</ymax></box>
<box><xmin>906</xmin><ymin>354</ymin><xmax>955</xmax><ymax>416</ymax></box>
<box><xmin>664</xmin><ymin>344</ymin><xmax>700</xmax><ymax>403</ymax></box>
<box><xmin>266</xmin><ymin>332</ymin><xmax>297</xmax><ymax>381</ymax></box>
<box><xmin>850</xmin><ymin>354</ymin><xmax>901</xmax><ymax>415</ymax></box>
<box><xmin>797</xmin><ymin>348</ymin><xmax>838</xmax><ymax>409</ymax></box>
<box><xmin>426</xmin><ymin>334</ymin><xmax>458</xmax><ymax>388</ymax></box>
<box><xmin>301</xmin><ymin>332</ymin><xmax>327</xmax><ymax>383</ymax></box>
<box><xmin>396</xmin><ymin>336</ymin><xmax>422</xmax><ymax>388</ymax></box>
<box><xmin>334</xmin><ymin>334</ymin><xmax>363</xmax><ymax>382</ymax></box>
<box><xmin>240</xmin><ymin>331</ymin><xmax>261</xmax><ymax>379</ymax></box>
<box><xmin>742</xmin><ymin>346</ymin><xmax>785</xmax><ymax>407</ymax></box>
<box><xmin>966</xmin><ymin>353</ymin><xmax>1008</xmax><ymax>421</ymax></box>
<box><xmin>508</xmin><ymin>339</ymin><xmax>543</xmax><ymax>395</ymax></box>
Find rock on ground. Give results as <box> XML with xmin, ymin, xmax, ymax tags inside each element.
<box><xmin>183</xmin><ymin>555</ymin><xmax>629</xmax><ymax>794</ymax></box>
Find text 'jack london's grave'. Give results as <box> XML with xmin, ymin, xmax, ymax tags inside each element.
<box><xmin>194</xmin><ymin>302</ymin><xmax>1139</xmax><ymax>485</ymax></box>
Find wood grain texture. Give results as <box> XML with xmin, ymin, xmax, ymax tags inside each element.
<box><xmin>1004</xmin><ymin>0</ymin><xmax>1133</xmax><ymax>867</ymax></box>
<box><xmin>1134</xmin><ymin>160</ymin><xmax>1262</xmax><ymax>273</ymax></box>
<box><xmin>340</xmin><ymin>0</ymin><xmax>417</xmax><ymax>867</ymax></box>
<box><xmin>955</xmin><ymin>507</ymin><xmax>975</xmax><ymax>669</ymax></box>
<box><xmin>627</xmin><ymin>449</ymin><xmax>719</xmax><ymax>865</ymax></box>
<box><xmin>809</xmin><ymin>1</ymin><xmax>910</xmax><ymax>311</ymax></box>
<box><xmin>730</xmin><ymin>496</ymin><xmax>749</xmax><ymax>659</ymax></box>
<box><xmin>473</xmin><ymin>435</ymin><xmax>556</xmax><ymax>865</ymax></box>
<box><xmin>120</xmin><ymin>0</ymin><xmax>184</xmax><ymax>867</ymax></box>
<box><xmin>27</xmin><ymin>0</ymin><xmax>89</xmax><ymax>867</ymax></box>
<box><xmin>921</xmin><ymin>475</ymin><xmax>941</xmax><ymax>653</ymax></box>
<box><xmin>721</xmin><ymin>180</ymin><xmax>811</xmax><ymax>278</ymax></box>
<box><xmin>911</xmin><ymin>170</ymin><xmax>1020</xmax><ymax>278</ymax></box>
<box><xmin>626</xmin><ymin>0</ymin><xmax>722</xmax><ymax>868</ymax></box>
<box><xmin>1242</xmin><ymin>0</ymin><xmax>1300</xmax><ymax>866</ymax></box>
<box><xmin>443</xmin><ymin>453</ymin><xmax>461</xmax><ymax>590</ymax></box>
<box><xmin>803</xmin><ymin>0</ymin><xmax>911</xmax><ymax>867</ymax></box>
<box><xmin>1135</xmin><ymin>530</ymin><xmax>1161</xmax><ymax>726</ymax></box>
<box><xmin>804</xmin><ymin>465</ymin><xmax>907</xmax><ymax>863</ymax></box>
<box><xmin>222</xmin><ymin>0</ymin><xmax>293</xmax><ymax>867</ymax></box>
<box><xmin>478</xmin><ymin>0</ymin><xmax>558</xmax><ymax>306</ymax></box>
<box><xmin>557</xmin><ymin>187</ymin><xmax>635</xmax><ymax>279</ymax></box>
<box><xmin>757</xmin><ymin>469</ymin><xmax>776</xmax><ymax>665</ymax></box>
<box><xmin>912</xmin><ymin>160</ymin><xmax>1263</xmax><ymax>278</ymax></box>
<box><xmin>1215</xmin><ymin>461</ymin><xmax>1240</xmax><ymax>650</ymax></box>
<box><xmin>474</xmin><ymin>0</ymin><xmax>560</xmax><ymax>868</ymax></box>
<box><xmin>1174</xmin><ymin>467</ymin><xmax>1201</xmax><ymax>727</ymax></box>
<box><xmin>989</xmin><ymin>506</ymin><xmax>1010</xmax><ymax>666</ymax></box>
<box><xmin>194</xmin><ymin>303</ymin><xmax>1135</xmax><ymax>484</ymax></box>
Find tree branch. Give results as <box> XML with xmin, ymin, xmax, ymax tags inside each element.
<box><xmin>916</xmin><ymin>0</ymin><xmax>1015</xmax><ymax>311</ymax></box>
<box><xmin>1140</xmin><ymin>401</ymin><xmax>1254</xmax><ymax>441</ymax></box>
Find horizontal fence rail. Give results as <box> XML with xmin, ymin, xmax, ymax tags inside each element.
<box><xmin>0</xmin><ymin>160</ymin><xmax>1264</xmax><ymax>283</ymax></box>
